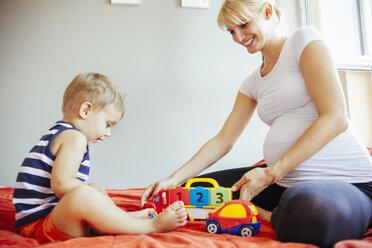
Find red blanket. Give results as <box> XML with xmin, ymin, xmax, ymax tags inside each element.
<box><xmin>1</xmin><ymin>187</ymin><xmax>372</xmax><ymax>248</ymax></box>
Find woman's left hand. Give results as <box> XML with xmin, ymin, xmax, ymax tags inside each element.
<box><xmin>231</xmin><ymin>167</ymin><xmax>276</xmax><ymax>201</ymax></box>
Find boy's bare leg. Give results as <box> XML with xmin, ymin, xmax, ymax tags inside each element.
<box><xmin>128</xmin><ymin>209</ymin><xmax>155</xmax><ymax>219</ymax></box>
<box><xmin>90</xmin><ymin>183</ymin><xmax>155</xmax><ymax>219</ymax></box>
<box><xmin>51</xmin><ymin>184</ymin><xmax>187</xmax><ymax>237</ymax></box>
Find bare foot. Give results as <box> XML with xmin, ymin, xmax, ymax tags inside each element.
<box><xmin>256</xmin><ymin>206</ymin><xmax>272</xmax><ymax>221</ymax></box>
<box><xmin>150</xmin><ymin>201</ymin><xmax>187</xmax><ymax>233</ymax></box>
<box><xmin>128</xmin><ymin>209</ymin><xmax>154</xmax><ymax>219</ymax></box>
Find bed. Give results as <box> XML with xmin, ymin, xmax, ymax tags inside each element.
<box><xmin>2</xmin><ymin>182</ymin><xmax>372</xmax><ymax>248</ymax></box>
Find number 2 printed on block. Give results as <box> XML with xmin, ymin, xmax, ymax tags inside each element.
<box><xmin>190</xmin><ymin>186</ymin><xmax>210</xmax><ymax>207</ymax></box>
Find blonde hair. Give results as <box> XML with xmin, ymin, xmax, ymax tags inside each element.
<box><xmin>217</xmin><ymin>0</ymin><xmax>282</xmax><ymax>30</ymax></box>
<box><xmin>62</xmin><ymin>73</ymin><xmax>125</xmax><ymax>118</ymax></box>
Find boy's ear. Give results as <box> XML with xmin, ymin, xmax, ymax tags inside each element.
<box><xmin>79</xmin><ymin>102</ymin><xmax>93</xmax><ymax>119</ymax></box>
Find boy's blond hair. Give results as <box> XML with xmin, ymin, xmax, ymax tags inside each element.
<box><xmin>217</xmin><ymin>0</ymin><xmax>282</xmax><ymax>30</ymax></box>
<box><xmin>62</xmin><ymin>73</ymin><xmax>125</xmax><ymax>118</ymax></box>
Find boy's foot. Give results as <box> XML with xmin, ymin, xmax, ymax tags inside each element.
<box><xmin>128</xmin><ymin>208</ymin><xmax>155</xmax><ymax>219</ymax></box>
<box><xmin>151</xmin><ymin>201</ymin><xmax>187</xmax><ymax>233</ymax></box>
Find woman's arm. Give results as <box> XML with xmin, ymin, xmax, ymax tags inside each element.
<box><xmin>141</xmin><ymin>92</ymin><xmax>257</xmax><ymax>205</ymax></box>
<box><xmin>269</xmin><ymin>40</ymin><xmax>348</xmax><ymax>179</ymax></box>
<box><xmin>170</xmin><ymin>92</ymin><xmax>257</xmax><ymax>185</ymax></box>
<box><xmin>233</xmin><ymin>40</ymin><xmax>348</xmax><ymax>201</ymax></box>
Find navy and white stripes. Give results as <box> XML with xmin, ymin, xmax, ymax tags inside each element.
<box><xmin>13</xmin><ymin>121</ymin><xmax>90</xmax><ymax>228</ymax></box>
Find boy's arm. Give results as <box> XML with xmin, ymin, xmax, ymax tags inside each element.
<box><xmin>51</xmin><ymin>130</ymin><xmax>88</xmax><ymax>198</ymax></box>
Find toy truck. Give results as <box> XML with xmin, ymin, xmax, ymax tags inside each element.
<box><xmin>144</xmin><ymin>178</ymin><xmax>232</xmax><ymax>221</ymax></box>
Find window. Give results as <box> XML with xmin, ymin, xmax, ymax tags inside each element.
<box><xmin>220</xmin><ymin>204</ymin><xmax>246</xmax><ymax>218</ymax></box>
<box><xmin>315</xmin><ymin>0</ymin><xmax>362</xmax><ymax>57</ymax></box>
<box><xmin>277</xmin><ymin>0</ymin><xmax>372</xmax><ymax>71</ymax></box>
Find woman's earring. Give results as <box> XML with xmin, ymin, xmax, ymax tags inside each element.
<box><xmin>266</xmin><ymin>8</ymin><xmax>272</xmax><ymax>18</ymax></box>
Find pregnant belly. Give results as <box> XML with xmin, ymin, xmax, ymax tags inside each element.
<box><xmin>263</xmin><ymin>113</ymin><xmax>316</xmax><ymax>166</ymax></box>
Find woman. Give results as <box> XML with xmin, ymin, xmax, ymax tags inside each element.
<box><xmin>141</xmin><ymin>0</ymin><xmax>372</xmax><ymax>246</ymax></box>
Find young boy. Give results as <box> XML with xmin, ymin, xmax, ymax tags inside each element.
<box><xmin>13</xmin><ymin>73</ymin><xmax>187</xmax><ymax>244</ymax></box>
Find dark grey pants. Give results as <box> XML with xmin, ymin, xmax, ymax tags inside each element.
<box><xmin>198</xmin><ymin>165</ymin><xmax>372</xmax><ymax>248</ymax></box>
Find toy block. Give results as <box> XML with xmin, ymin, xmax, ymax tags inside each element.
<box><xmin>158</xmin><ymin>190</ymin><xmax>169</xmax><ymax>205</ymax></box>
<box><xmin>169</xmin><ymin>186</ymin><xmax>190</xmax><ymax>205</ymax></box>
<box><xmin>210</xmin><ymin>186</ymin><xmax>231</xmax><ymax>206</ymax></box>
<box><xmin>154</xmin><ymin>190</ymin><xmax>169</xmax><ymax>212</ymax></box>
<box><xmin>190</xmin><ymin>186</ymin><xmax>210</xmax><ymax>208</ymax></box>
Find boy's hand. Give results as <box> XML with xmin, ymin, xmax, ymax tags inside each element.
<box><xmin>141</xmin><ymin>178</ymin><xmax>176</xmax><ymax>207</ymax></box>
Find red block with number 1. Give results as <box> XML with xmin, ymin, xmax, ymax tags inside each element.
<box><xmin>169</xmin><ymin>186</ymin><xmax>190</xmax><ymax>205</ymax></box>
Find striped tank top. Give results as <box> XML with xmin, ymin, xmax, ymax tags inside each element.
<box><xmin>13</xmin><ymin>121</ymin><xmax>90</xmax><ymax>228</ymax></box>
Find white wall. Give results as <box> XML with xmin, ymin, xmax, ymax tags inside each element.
<box><xmin>0</xmin><ymin>0</ymin><xmax>267</xmax><ymax>188</ymax></box>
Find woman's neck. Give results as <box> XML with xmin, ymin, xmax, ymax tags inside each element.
<box><xmin>261</xmin><ymin>35</ymin><xmax>287</xmax><ymax>66</ymax></box>
<box><xmin>260</xmin><ymin>34</ymin><xmax>287</xmax><ymax>76</ymax></box>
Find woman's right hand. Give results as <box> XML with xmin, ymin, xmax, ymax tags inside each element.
<box><xmin>141</xmin><ymin>178</ymin><xmax>177</xmax><ymax>207</ymax></box>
